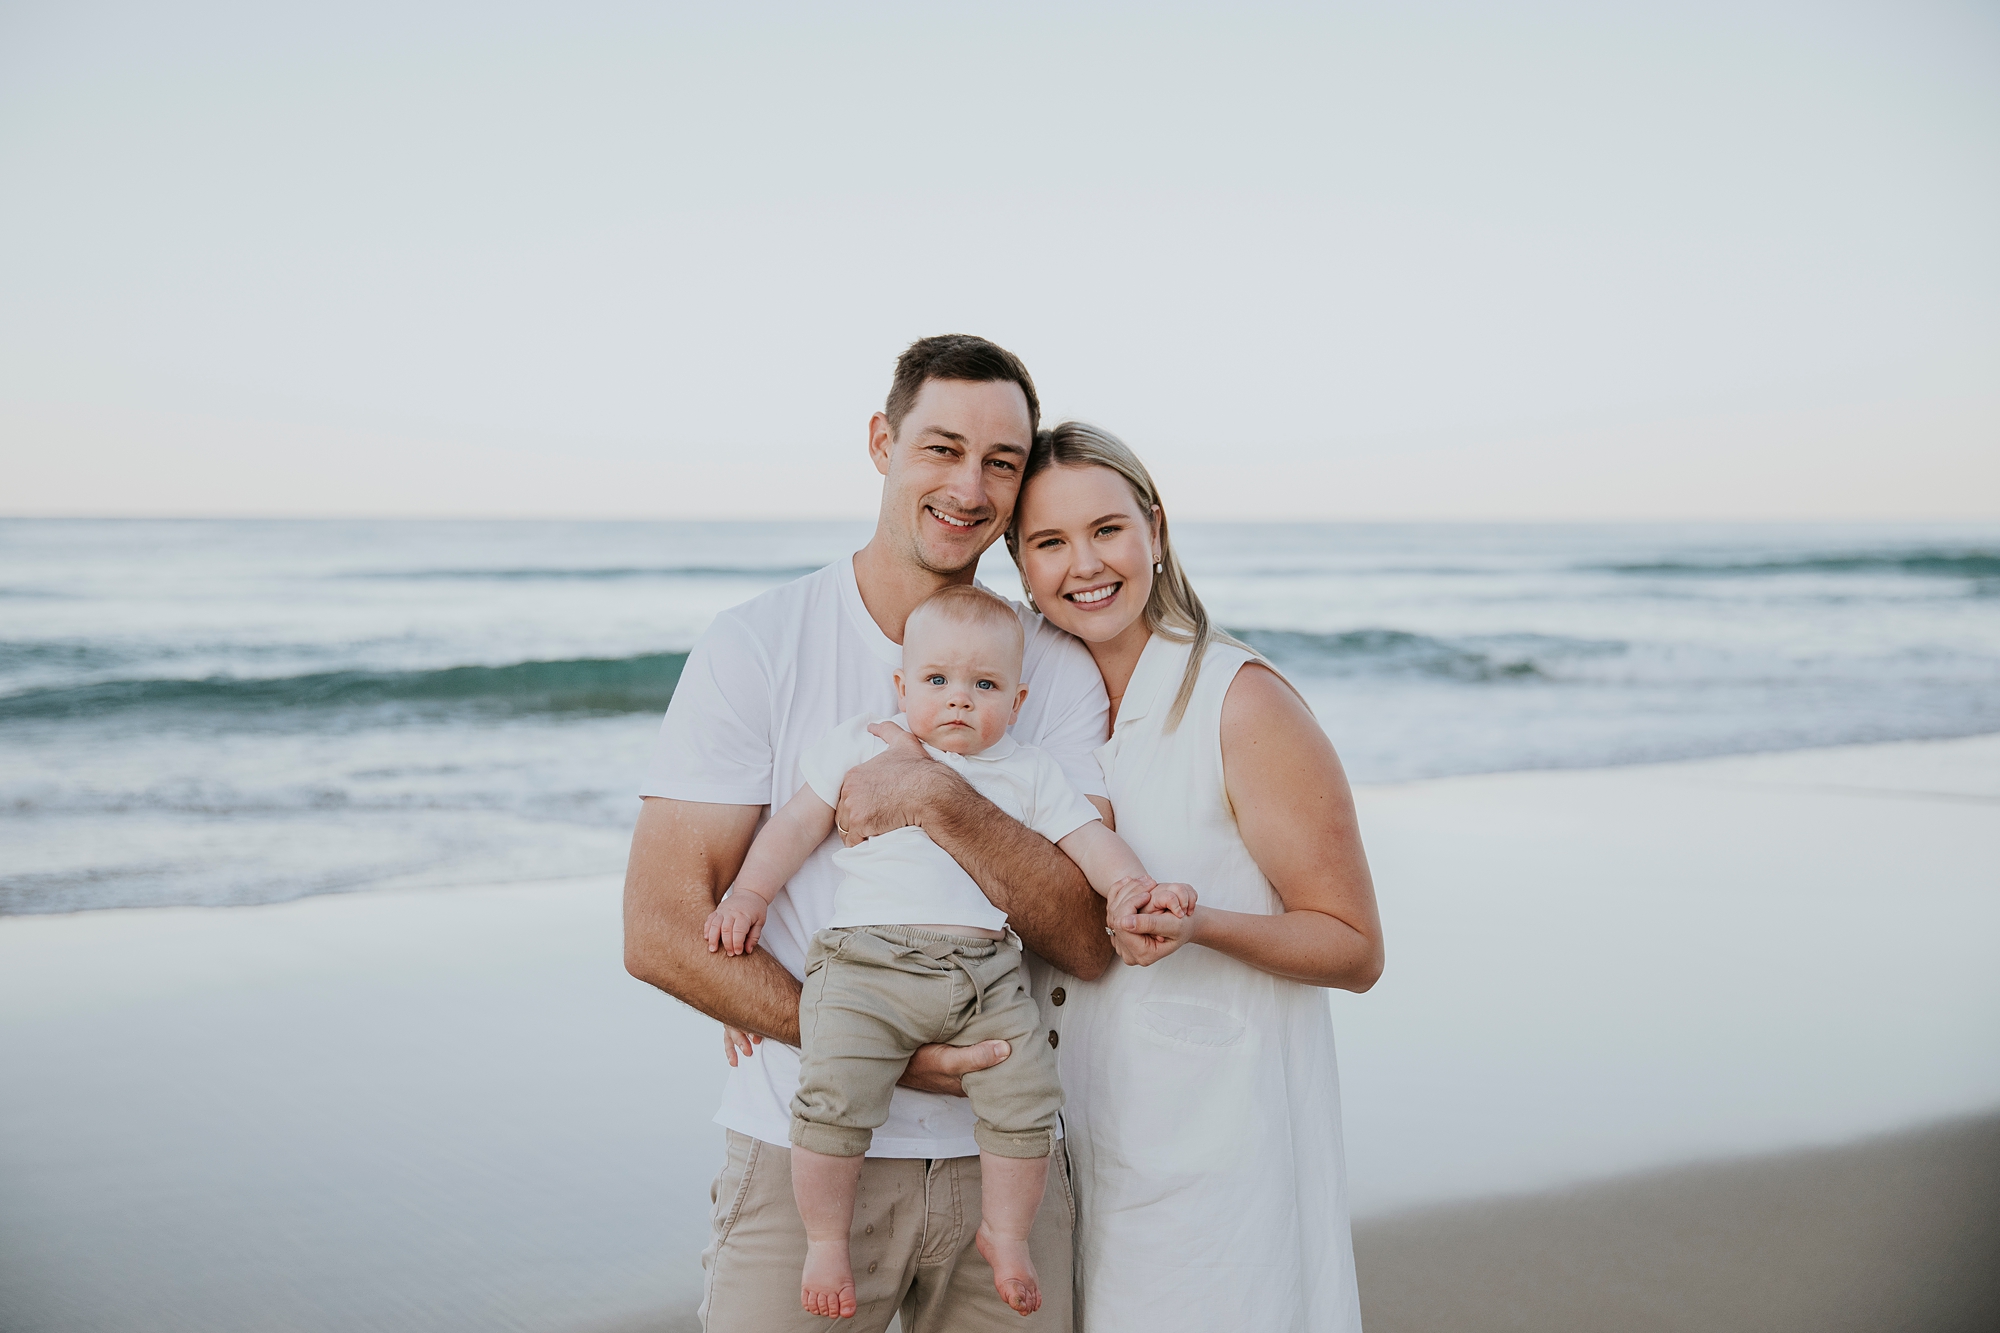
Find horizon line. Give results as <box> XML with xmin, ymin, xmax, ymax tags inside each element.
<box><xmin>4</xmin><ymin>512</ymin><xmax>2000</xmax><ymax>526</ymax></box>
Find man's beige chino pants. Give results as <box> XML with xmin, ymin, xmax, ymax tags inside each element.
<box><xmin>698</xmin><ymin>1128</ymin><xmax>1077</xmax><ymax>1332</ymax></box>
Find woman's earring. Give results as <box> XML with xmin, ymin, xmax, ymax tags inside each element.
<box><xmin>1026</xmin><ymin>592</ymin><xmax>1039</xmax><ymax>613</ymax></box>
<box><xmin>1153</xmin><ymin>557</ymin><xmax>1163</xmax><ymax>574</ymax></box>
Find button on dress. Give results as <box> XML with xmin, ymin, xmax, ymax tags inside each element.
<box><xmin>1041</xmin><ymin>635</ymin><xmax>1363</xmax><ymax>1332</ymax></box>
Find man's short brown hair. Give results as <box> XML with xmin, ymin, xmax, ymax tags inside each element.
<box><xmin>884</xmin><ymin>335</ymin><xmax>1040</xmax><ymax>439</ymax></box>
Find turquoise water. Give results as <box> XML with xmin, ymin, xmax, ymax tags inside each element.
<box><xmin>4</xmin><ymin>518</ymin><xmax>1998</xmax><ymax>913</ymax></box>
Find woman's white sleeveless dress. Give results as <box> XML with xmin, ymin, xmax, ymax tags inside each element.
<box><xmin>1049</xmin><ymin>635</ymin><xmax>1362</xmax><ymax>1332</ymax></box>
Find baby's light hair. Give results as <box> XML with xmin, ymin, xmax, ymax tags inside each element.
<box><xmin>905</xmin><ymin>585</ymin><xmax>1026</xmax><ymax>663</ymax></box>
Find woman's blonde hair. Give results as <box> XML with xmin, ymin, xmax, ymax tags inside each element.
<box><xmin>1005</xmin><ymin>420</ymin><xmax>1266</xmax><ymax>731</ymax></box>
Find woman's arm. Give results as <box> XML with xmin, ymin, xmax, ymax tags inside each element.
<box><xmin>1113</xmin><ymin>664</ymin><xmax>1384</xmax><ymax>991</ymax></box>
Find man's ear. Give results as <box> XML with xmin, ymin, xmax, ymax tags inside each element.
<box><xmin>868</xmin><ymin>412</ymin><xmax>894</xmax><ymax>478</ymax></box>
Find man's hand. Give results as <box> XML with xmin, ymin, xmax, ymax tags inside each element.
<box><xmin>896</xmin><ymin>1039</ymin><xmax>1012</xmax><ymax>1096</ymax></box>
<box><xmin>833</xmin><ymin>723</ymin><xmax>948</xmax><ymax>846</ymax></box>
<box><xmin>836</xmin><ymin>722</ymin><xmax>1114</xmax><ymax>980</ymax></box>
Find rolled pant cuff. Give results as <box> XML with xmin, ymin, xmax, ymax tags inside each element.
<box><xmin>789</xmin><ymin>1117</ymin><xmax>872</xmax><ymax>1158</ymax></box>
<box><xmin>974</xmin><ymin>1122</ymin><xmax>1054</xmax><ymax>1159</ymax></box>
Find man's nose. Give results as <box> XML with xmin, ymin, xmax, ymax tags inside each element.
<box><xmin>942</xmin><ymin>455</ymin><xmax>989</xmax><ymax>512</ymax></box>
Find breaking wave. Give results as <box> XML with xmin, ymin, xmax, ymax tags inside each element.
<box><xmin>1596</xmin><ymin>551</ymin><xmax>1999</xmax><ymax>579</ymax></box>
<box><xmin>0</xmin><ymin>627</ymin><xmax>1633</xmax><ymax>724</ymax></box>
<box><xmin>341</xmin><ymin>565</ymin><xmax>824</xmax><ymax>581</ymax></box>
<box><xmin>0</xmin><ymin>653</ymin><xmax>689</xmax><ymax>721</ymax></box>
<box><xmin>1235</xmin><ymin>628</ymin><xmax>1623</xmax><ymax>682</ymax></box>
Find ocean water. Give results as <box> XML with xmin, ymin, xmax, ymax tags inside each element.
<box><xmin>3</xmin><ymin>518</ymin><xmax>1997</xmax><ymax>915</ymax></box>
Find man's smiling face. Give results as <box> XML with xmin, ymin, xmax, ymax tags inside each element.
<box><xmin>869</xmin><ymin>377</ymin><xmax>1033</xmax><ymax>577</ymax></box>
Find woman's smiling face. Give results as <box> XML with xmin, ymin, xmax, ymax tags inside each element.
<box><xmin>1014</xmin><ymin>463</ymin><xmax>1160</xmax><ymax>648</ymax></box>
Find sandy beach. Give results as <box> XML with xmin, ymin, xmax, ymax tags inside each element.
<box><xmin>3</xmin><ymin>733</ymin><xmax>1996</xmax><ymax>1331</ymax></box>
<box><xmin>1354</xmin><ymin>1111</ymin><xmax>2000</xmax><ymax>1333</ymax></box>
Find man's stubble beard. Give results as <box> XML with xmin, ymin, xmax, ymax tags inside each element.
<box><xmin>900</xmin><ymin>497</ymin><xmax>999</xmax><ymax>579</ymax></box>
<box><xmin>904</xmin><ymin>527</ymin><xmax>989</xmax><ymax>579</ymax></box>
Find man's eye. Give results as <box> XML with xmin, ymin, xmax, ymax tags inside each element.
<box><xmin>990</xmin><ymin>459</ymin><xmax>1016</xmax><ymax>472</ymax></box>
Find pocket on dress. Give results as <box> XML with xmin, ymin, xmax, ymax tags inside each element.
<box><xmin>1135</xmin><ymin>999</ymin><xmax>1246</xmax><ymax>1048</ymax></box>
<box><xmin>1107</xmin><ymin>999</ymin><xmax>1257</xmax><ymax>1177</ymax></box>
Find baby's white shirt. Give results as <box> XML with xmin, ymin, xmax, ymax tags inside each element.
<box><xmin>796</xmin><ymin>713</ymin><xmax>1102</xmax><ymax>932</ymax></box>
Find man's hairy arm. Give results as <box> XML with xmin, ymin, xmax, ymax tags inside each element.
<box><xmin>623</xmin><ymin>797</ymin><xmax>803</xmax><ymax>1042</ymax></box>
<box><xmin>839</xmin><ymin>727</ymin><xmax>1115</xmax><ymax>980</ymax></box>
<box><xmin>622</xmin><ymin>795</ymin><xmax>1011</xmax><ymax>1092</ymax></box>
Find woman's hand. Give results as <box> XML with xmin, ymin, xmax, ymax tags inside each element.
<box><xmin>1112</xmin><ymin>906</ymin><xmax>1200</xmax><ymax>966</ymax></box>
<box><xmin>722</xmin><ymin>1025</ymin><xmax>762</xmax><ymax>1067</ymax></box>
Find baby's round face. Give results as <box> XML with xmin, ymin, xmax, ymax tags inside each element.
<box><xmin>895</xmin><ymin>615</ymin><xmax>1028</xmax><ymax>756</ymax></box>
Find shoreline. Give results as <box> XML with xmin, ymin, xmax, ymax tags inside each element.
<box><xmin>7</xmin><ymin>725</ymin><xmax>1996</xmax><ymax>922</ymax></box>
<box><xmin>1353</xmin><ymin>723</ymin><xmax>2000</xmax><ymax>791</ymax></box>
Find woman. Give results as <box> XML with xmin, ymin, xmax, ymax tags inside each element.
<box><xmin>1006</xmin><ymin>422</ymin><xmax>1384</xmax><ymax>1332</ymax></box>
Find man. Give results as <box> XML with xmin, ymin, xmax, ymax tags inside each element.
<box><xmin>625</xmin><ymin>334</ymin><xmax>1116</xmax><ymax>1332</ymax></box>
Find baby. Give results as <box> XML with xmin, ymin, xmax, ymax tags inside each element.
<box><xmin>704</xmin><ymin>584</ymin><xmax>1190</xmax><ymax>1320</ymax></box>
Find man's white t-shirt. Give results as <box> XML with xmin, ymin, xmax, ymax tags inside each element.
<box><xmin>641</xmin><ymin>556</ymin><xmax>1111</xmax><ymax>1158</ymax></box>
<box><xmin>798</xmin><ymin>713</ymin><xmax>1103</xmax><ymax>933</ymax></box>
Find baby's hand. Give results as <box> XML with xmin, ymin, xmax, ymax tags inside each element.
<box><xmin>703</xmin><ymin>888</ymin><xmax>767</xmax><ymax>956</ymax></box>
<box><xmin>722</xmin><ymin>1025</ymin><xmax>763</xmax><ymax>1067</ymax></box>
<box><xmin>1146</xmin><ymin>882</ymin><xmax>1198</xmax><ymax>918</ymax></box>
<box><xmin>1106</xmin><ymin>875</ymin><xmax>1158</xmax><ymax>924</ymax></box>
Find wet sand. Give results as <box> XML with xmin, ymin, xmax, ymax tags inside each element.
<box><xmin>2</xmin><ymin>734</ymin><xmax>1995</xmax><ymax>1331</ymax></box>
<box><xmin>1354</xmin><ymin>1112</ymin><xmax>2000</xmax><ymax>1333</ymax></box>
<box><xmin>581</xmin><ymin>1115</ymin><xmax>2000</xmax><ymax>1333</ymax></box>
<box><xmin>582</xmin><ymin>1113</ymin><xmax>2000</xmax><ymax>1333</ymax></box>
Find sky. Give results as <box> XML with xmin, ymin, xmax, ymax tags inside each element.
<box><xmin>2</xmin><ymin>0</ymin><xmax>1996</xmax><ymax>520</ymax></box>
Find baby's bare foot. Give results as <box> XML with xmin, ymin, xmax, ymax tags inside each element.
<box><xmin>975</xmin><ymin>1222</ymin><xmax>1042</xmax><ymax>1316</ymax></box>
<box><xmin>801</xmin><ymin>1239</ymin><xmax>858</xmax><ymax>1319</ymax></box>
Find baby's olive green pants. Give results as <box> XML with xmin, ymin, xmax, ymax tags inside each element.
<box><xmin>790</xmin><ymin>924</ymin><xmax>1062</xmax><ymax>1159</ymax></box>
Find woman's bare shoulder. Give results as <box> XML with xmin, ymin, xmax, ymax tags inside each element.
<box><xmin>1221</xmin><ymin>659</ymin><xmax>1344</xmax><ymax>782</ymax></box>
<box><xmin>1221</xmin><ymin>660</ymin><xmax>1318</xmax><ymax>735</ymax></box>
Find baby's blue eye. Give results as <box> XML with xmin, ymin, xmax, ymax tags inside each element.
<box><xmin>926</xmin><ymin>674</ymin><xmax>946</xmax><ymax>686</ymax></box>
<box><xmin>976</xmin><ymin>680</ymin><xmax>996</xmax><ymax>690</ymax></box>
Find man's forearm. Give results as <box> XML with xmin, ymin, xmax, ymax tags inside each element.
<box><xmin>919</xmin><ymin>774</ymin><xmax>1114</xmax><ymax>980</ymax></box>
<box><xmin>622</xmin><ymin>797</ymin><xmax>804</xmax><ymax>1043</ymax></box>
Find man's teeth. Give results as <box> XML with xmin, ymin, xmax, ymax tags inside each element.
<box><xmin>1070</xmin><ymin>585</ymin><xmax>1117</xmax><ymax>604</ymax></box>
<box><xmin>929</xmin><ymin>508</ymin><xmax>976</xmax><ymax>528</ymax></box>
